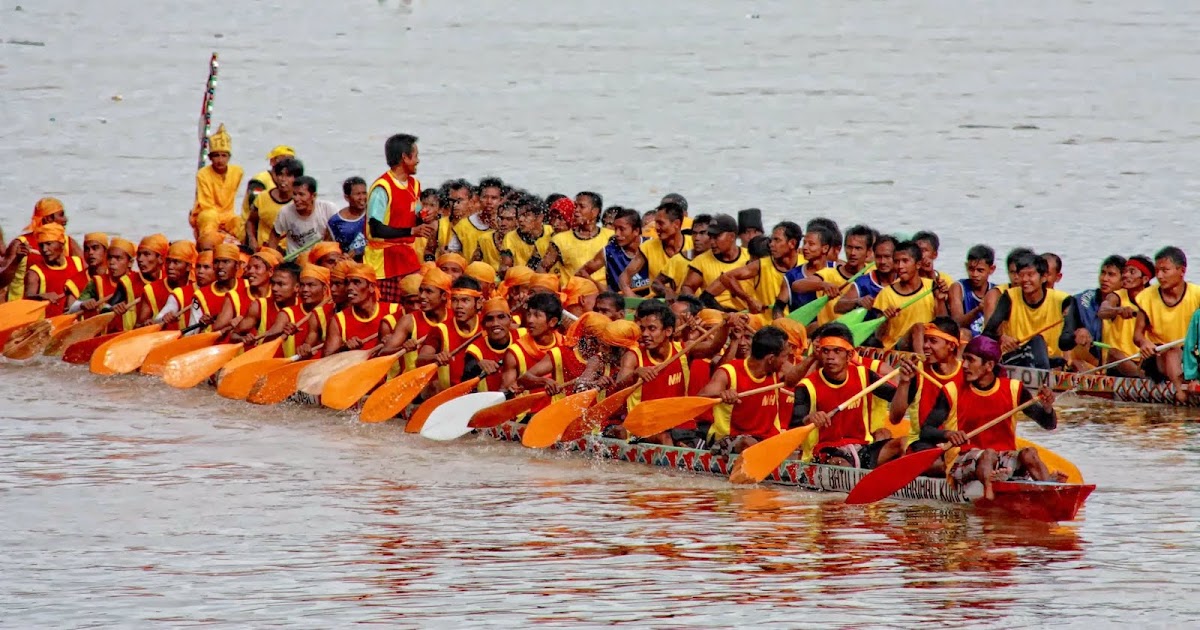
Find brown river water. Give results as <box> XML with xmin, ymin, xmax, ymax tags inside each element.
<box><xmin>3</xmin><ymin>0</ymin><xmax>1200</xmax><ymax>627</ymax></box>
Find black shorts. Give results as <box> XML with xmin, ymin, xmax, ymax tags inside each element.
<box><xmin>669</xmin><ymin>428</ymin><xmax>707</xmax><ymax>450</ymax></box>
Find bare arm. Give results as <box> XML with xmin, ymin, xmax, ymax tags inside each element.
<box><xmin>680</xmin><ymin>267</ymin><xmax>705</xmax><ymax>296</ymax></box>
<box><xmin>576</xmin><ymin>249</ymin><xmax>605</xmax><ymax>278</ymax></box>
<box><xmin>618</xmin><ymin>252</ymin><xmax>648</xmax><ymax>297</ymax></box>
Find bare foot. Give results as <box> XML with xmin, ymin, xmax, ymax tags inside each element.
<box><xmin>982</xmin><ymin>480</ymin><xmax>995</xmax><ymax>501</ymax></box>
<box><xmin>1051</xmin><ymin>471</ymin><xmax>1069</xmax><ymax>483</ymax></box>
<box><xmin>990</xmin><ymin>466</ymin><xmax>1012</xmax><ymax>482</ymax></box>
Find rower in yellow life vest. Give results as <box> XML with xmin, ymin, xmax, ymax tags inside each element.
<box><xmin>708</xmin><ymin>222</ymin><xmax>799</xmax><ymax>316</ymax></box>
<box><xmin>619</xmin><ymin>201</ymin><xmax>692</xmax><ymax>297</ymax></box>
<box><xmin>982</xmin><ymin>251</ymin><xmax>1082</xmax><ymax>370</ymax></box>
<box><xmin>2</xmin><ymin>197</ymin><xmax>81</xmax><ymax>302</ymax></box>
<box><xmin>23</xmin><ymin>223</ymin><xmax>87</xmax><ymax>317</ymax></box>
<box><xmin>1133</xmin><ymin>246</ymin><xmax>1200</xmax><ymax>404</ymax></box>
<box><xmin>1098</xmin><ymin>254</ymin><xmax>1154</xmax><ymax>376</ymax></box>
<box><xmin>912</xmin><ymin>230</ymin><xmax>957</xmax><ymax>292</ymax></box>
<box><xmin>873</xmin><ymin>241</ymin><xmax>948</xmax><ymax>350</ymax></box>
<box><xmin>542</xmin><ymin>192</ymin><xmax>613</xmax><ymax>287</ymax></box>
<box><xmin>501</xmin><ymin>197</ymin><xmax>554</xmax><ymax>270</ymax></box>
<box><xmin>682</xmin><ymin>214</ymin><xmax>749</xmax><ymax>311</ymax></box>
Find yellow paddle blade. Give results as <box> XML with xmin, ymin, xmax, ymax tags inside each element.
<box><xmin>729</xmin><ymin>425</ymin><xmax>816</xmax><ymax>484</ymax></box>
<box><xmin>89</xmin><ymin>325</ymin><xmax>163</xmax><ymax>375</ymax></box>
<box><xmin>522</xmin><ymin>389</ymin><xmax>600</xmax><ymax>448</ymax></box>
<box><xmin>468</xmin><ymin>392</ymin><xmax>549</xmax><ymax>429</ymax></box>
<box><xmin>0</xmin><ymin>298</ymin><xmax>46</xmax><ymax>320</ymax></box>
<box><xmin>623</xmin><ymin>396</ymin><xmax>720</xmax><ymax>438</ymax></box>
<box><xmin>44</xmin><ymin>313</ymin><xmax>116</xmax><ymax>356</ymax></box>
<box><xmin>139</xmin><ymin>332</ymin><xmax>221</xmax><ymax>375</ymax></box>
<box><xmin>359</xmin><ymin>363</ymin><xmax>439</xmax><ymax>422</ymax></box>
<box><xmin>218</xmin><ymin>337</ymin><xmax>283</xmax><ymax>379</ymax></box>
<box><xmin>45</xmin><ymin>313</ymin><xmax>79</xmax><ymax>333</ymax></box>
<box><xmin>2</xmin><ymin>319</ymin><xmax>54</xmax><ymax>360</ymax></box>
<box><xmin>100</xmin><ymin>330</ymin><xmax>182</xmax><ymax>374</ymax></box>
<box><xmin>217</xmin><ymin>358</ymin><xmax>293</xmax><ymax>400</ymax></box>
<box><xmin>321</xmin><ymin>353</ymin><xmax>402</xmax><ymax>411</ymax></box>
<box><xmin>246</xmin><ymin>358</ymin><xmax>314</xmax><ymax>405</ymax></box>
<box><xmin>563</xmin><ymin>383</ymin><xmax>639</xmax><ymax>442</ymax></box>
<box><xmin>1016</xmin><ymin>437</ymin><xmax>1084</xmax><ymax>484</ymax></box>
<box><xmin>296</xmin><ymin>350</ymin><xmax>373</xmax><ymax>397</ymax></box>
<box><xmin>162</xmin><ymin>343</ymin><xmax>242</xmax><ymax>388</ymax></box>
<box><xmin>406</xmin><ymin>377</ymin><xmax>482</xmax><ymax>433</ymax></box>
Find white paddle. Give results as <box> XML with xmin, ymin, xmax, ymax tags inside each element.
<box><xmin>420</xmin><ymin>391</ymin><xmax>508</xmax><ymax>441</ymax></box>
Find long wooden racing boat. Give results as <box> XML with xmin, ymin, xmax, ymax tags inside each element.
<box><xmin>859</xmin><ymin>347</ymin><xmax>1200</xmax><ymax>408</ymax></box>
<box><xmin>480</xmin><ymin>422</ymin><xmax>1095</xmax><ymax>522</ymax></box>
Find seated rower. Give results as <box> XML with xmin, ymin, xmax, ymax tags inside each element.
<box><xmin>699</xmin><ymin>326</ymin><xmax>789</xmax><ymax>455</ymax></box>
<box><xmin>139</xmin><ymin>240</ymin><xmax>197</xmax><ymax>329</ymax></box>
<box><xmin>328</xmin><ymin>260</ymin><xmax>356</xmax><ymax>313</ymax></box>
<box><xmin>436</xmin><ymin>252</ymin><xmax>468</xmax><ymax>283</ymax></box>
<box><xmin>712</xmin><ymin>221</ymin><xmax>799</xmax><ymax>316</ymax></box>
<box><xmin>611</xmin><ymin>301</ymin><xmax>693</xmax><ymax>446</ymax></box>
<box><xmin>266</xmin><ymin>264</ymin><xmax>332</xmax><ymax>358</ymax></box>
<box><xmin>1098</xmin><ymin>255</ymin><xmax>1153</xmax><ymax>376</ymax></box>
<box><xmin>168</xmin><ymin>250</ymin><xmax>216</xmax><ymax>332</ymax></box>
<box><xmin>210</xmin><ymin>247</ymin><xmax>281</xmax><ymax>337</ymax></box>
<box><xmin>912</xmin><ymin>230</ymin><xmax>956</xmax><ymax>289</ymax></box>
<box><xmin>788</xmin><ymin>323</ymin><xmax>900</xmax><ymax>469</ymax></box>
<box><xmin>1070</xmin><ymin>255</ymin><xmax>1126</xmax><ymax>372</ymax></box>
<box><xmin>2</xmin><ymin>197</ymin><xmax>82</xmax><ymax>301</ymax></box>
<box><xmin>72</xmin><ymin>238</ymin><xmax>140</xmax><ymax>331</ymax></box>
<box><xmin>682</xmin><ymin>214</ymin><xmax>749</xmax><ymax>311</ymax></box>
<box><xmin>593</xmin><ymin>290</ymin><xmax>626</xmax><ymax>322</ymax></box>
<box><xmin>872</xmin><ymin>240</ymin><xmax>948</xmax><ymax>350</ymax></box>
<box><xmin>618</xmin><ymin>201</ymin><xmax>690</xmax><ymax>299</ymax></box>
<box><xmin>465</xmin><ymin>261</ymin><xmax>497</xmax><ymax>299</ymax></box>
<box><xmin>23</xmin><ymin>223</ymin><xmax>87</xmax><ymax>317</ymax></box>
<box><xmin>82</xmin><ymin>233</ymin><xmax>109</xmax><ymax>278</ymax></box>
<box><xmin>561</xmin><ymin>277</ymin><xmax>601</xmax><ymax>319</ymax></box>
<box><xmin>323</xmin><ymin>263</ymin><xmax>397</xmax><ymax>355</ymax></box>
<box><xmin>775</xmin><ymin>223</ymin><xmax>837</xmax><ymax>319</ymax></box>
<box><xmin>932</xmin><ymin>336</ymin><xmax>1061</xmax><ymax>500</ymax></box>
<box><xmin>521</xmin><ymin>311</ymin><xmax>610</xmax><ymax>398</ymax></box>
<box><xmin>463</xmin><ymin>298</ymin><xmax>517</xmax><ymax>392</ymax></box>
<box><xmin>232</xmin><ymin>261</ymin><xmax>302</xmax><ymax>343</ymax></box>
<box><xmin>981</xmin><ymin>251</ymin><xmax>1078</xmax><ymax>370</ymax></box>
<box><xmin>837</xmin><ymin>234</ymin><xmax>897</xmax><ymax>315</ymax></box>
<box><xmin>981</xmin><ymin>247</ymin><xmax>1035</xmax><ymax>322</ymax></box>
<box><xmin>1133</xmin><ymin>246</ymin><xmax>1200</xmax><ymax>403</ymax></box>
<box><xmin>500</xmin><ymin>195</ymin><xmax>553</xmax><ymax>270</ymax></box>
<box><xmin>417</xmin><ymin>276</ymin><xmax>484</xmax><ymax>391</ymax></box>
<box><xmin>576</xmin><ymin>208</ymin><xmax>645</xmax><ymax>293</ymax></box>
<box><xmin>307</xmin><ymin>241</ymin><xmax>345</xmax><ymax>269</ymax></box>
<box><xmin>499</xmin><ymin>292</ymin><xmax>564</xmax><ymax>393</ymax></box>
<box><xmin>377</xmin><ymin>265</ymin><xmax>452</xmax><ymax>371</ymax></box>
<box><xmin>948</xmin><ymin>244</ymin><xmax>996</xmax><ymax>339</ymax></box>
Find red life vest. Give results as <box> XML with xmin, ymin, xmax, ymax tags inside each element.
<box><xmin>433</xmin><ymin>317</ymin><xmax>481</xmax><ymax>388</ymax></box>
<box><xmin>687</xmin><ymin>355</ymin><xmax>714</xmax><ymax>424</ymax></box>
<box><xmin>798</xmin><ymin>365</ymin><xmax>873</xmax><ymax>449</ymax></box>
<box><xmin>170</xmin><ymin>284</ymin><xmax>197</xmax><ymax>330</ymax></box>
<box><xmin>716</xmin><ymin>359</ymin><xmax>781</xmax><ymax>440</ymax></box>
<box><xmin>365</xmin><ymin>171</ymin><xmax>421</xmax><ymax>278</ymax></box>
<box><xmin>28</xmin><ymin>255</ymin><xmax>86</xmax><ymax>316</ymax></box>
<box><xmin>957</xmin><ymin>377</ymin><xmax>1023</xmax><ymax>452</ymax></box>
<box><xmin>628</xmin><ymin>342</ymin><xmax>690</xmax><ymax>423</ymax></box>
<box><xmin>281</xmin><ymin>303</ymin><xmax>331</xmax><ymax>358</ymax></box>
<box><xmin>333</xmin><ymin>302</ymin><xmax>398</xmax><ymax>351</ymax></box>
<box><xmin>466</xmin><ymin>332</ymin><xmax>514</xmax><ymax>392</ymax></box>
<box><xmin>194</xmin><ymin>282</ymin><xmax>234</xmax><ymax>331</ymax></box>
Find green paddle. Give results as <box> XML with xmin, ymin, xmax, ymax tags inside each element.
<box><xmin>848</xmin><ymin>285</ymin><xmax>935</xmax><ymax>346</ymax></box>
<box><xmin>787</xmin><ymin>264</ymin><xmax>875</xmax><ymax>325</ymax></box>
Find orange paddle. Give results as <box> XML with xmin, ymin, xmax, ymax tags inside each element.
<box><xmin>2</xmin><ymin>319</ymin><xmax>54</xmax><ymax>360</ymax></box>
<box><xmin>217</xmin><ymin>358</ymin><xmax>294</xmax><ymax>400</ymax></box>
<box><xmin>521</xmin><ymin>389</ymin><xmax>601</xmax><ymax>448</ymax></box>
<box><xmin>561</xmin><ymin>383</ymin><xmax>639</xmax><ymax>442</ymax></box>
<box><xmin>357</xmin><ymin>364</ymin><xmax>439</xmax><ymax>421</ymax></box>
<box><xmin>246</xmin><ymin>358</ymin><xmax>314</xmax><ymax>405</ymax></box>
<box><xmin>625</xmin><ymin>382</ymin><xmax>787</xmax><ymax>438</ymax></box>
<box><xmin>731</xmin><ymin>368</ymin><xmax>902</xmax><ymax>484</ymax></box>
<box><xmin>217</xmin><ymin>337</ymin><xmax>284</xmax><ymax>379</ymax></box>
<box><xmin>43</xmin><ymin>312</ymin><xmax>116</xmax><ymax>356</ymax></box>
<box><xmin>162</xmin><ymin>343</ymin><xmax>242</xmax><ymax>388</ymax></box>
<box><xmin>89</xmin><ymin>324</ymin><xmax>164</xmax><ymax>375</ymax></box>
<box><xmin>404</xmin><ymin>377</ymin><xmax>482</xmax><ymax>433</ymax></box>
<box><xmin>467</xmin><ymin>391</ymin><xmax>550</xmax><ymax>428</ymax></box>
<box><xmin>63</xmin><ymin>331</ymin><xmax>124</xmax><ymax>364</ymax></box>
<box><xmin>140</xmin><ymin>332</ymin><xmax>222</xmax><ymax>375</ymax></box>
<box><xmin>100</xmin><ymin>330</ymin><xmax>183</xmax><ymax>373</ymax></box>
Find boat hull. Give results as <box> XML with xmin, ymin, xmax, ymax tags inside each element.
<box><xmin>482</xmin><ymin>422</ymin><xmax>1095</xmax><ymax>522</ymax></box>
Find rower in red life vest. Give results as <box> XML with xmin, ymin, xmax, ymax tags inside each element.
<box><xmin>233</xmin><ymin>261</ymin><xmax>303</xmax><ymax>344</ymax></box>
<box><xmin>928</xmin><ymin>336</ymin><xmax>1060</xmax><ymax>501</ymax></box>
<box><xmin>259</xmin><ymin>264</ymin><xmax>331</xmax><ymax>358</ymax></box>
<box><xmin>211</xmin><ymin>247</ymin><xmax>281</xmax><ymax>338</ymax></box>
<box><xmin>698</xmin><ymin>325</ymin><xmax>790</xmax><ymax>454</ymax></box>
<box><xmin>788</xmin><ymin>323</ymin><xmax>902</xmax><ymax>469</ymax></box>
<box><xmin>499</xmin><ymin>291</ymin><xmax>564</xmax><ymax>392</ymax></box>
<box><xmin>522</xmin><ymin>311</ymin><xmax>610</xmax><ymax>399</ymax></box>
<box><xmin>611</xmin><ymin>300</ymin><xmax>693</xmax><ymax>446</ymax></box>
<box><xmin>71</xmin><ymin>238</ymin><xmax>140</xmax><ymax>331</ymax></box>
<box><xmin>323</xmin><ymin>263</ymin><xmax>398</xmax><ymax>355</ymax></box>
<box><xmin>81</xmin><ymin>232</ymin><xmax>110</xmax><ymax>279</ymax></box>
<box><xmin>417</xmin><ymin>276</ymin><xmax>483</xmax><ymax>390</ymax></box>
<box><xmin>1</xmin><ymin>197</ymin><xmax>82</xmax><ymax>302</ymax></box>
<box><xmin>136</xmin><ymin>236</ymin><xmax>193</xmax><ymax>328</ymax></box>
<box><xmin>462</xmin><ymin>297</ymin><xmax>517</xmax><ymax>392</ymax></box>
<box><xmin>192</xmin><ymin>243</ymin><xmax>244</xmax><ymax>333</ymax></box>
<box><xmin>22</xmin><ymin>223</ymin><xmax>87</xmax><ymax>317</ymax></box>
<box><xmin>377</xmin><ymin>265</ymin><xmax>452</xmax><ymax>371</ymax></box>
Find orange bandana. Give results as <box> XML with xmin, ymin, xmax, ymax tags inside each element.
<box><xmin>167</xmin><ymin>240</ymin><xmax>198</xmax><ymax>266</ymax></box>
<box><xmin>109</xmin><ymin>238</ymin><xmax>137</xmax><ymax>259</ymax></box>
<box><xmin>565</xmin><ymin>311</ymin><xmax>610</xmax><ymax>347</ymax></box>
<box><xmin>213</xmin><ymin>243</ymin><xmax>241</xmax><ymax>262</ymax></box>
<box><xmin>300</xmin><ymin>264</ymin><xmax>331</xmax><ymax>288</ymax></box>
<box><xmin>252</xmin><ymin>247</ymin><xmax>284</xmax><ymax>269</ymax></box>
<box><xmin>482</xmin><ymin>297</ymin><xmax>511</xmax><ymax>315</ymax></box>
<box><xmin>451</xmin><ymin>288</ymin><xmax>484</xmax><ymax>299</ymax></box>
<box><xmin>197</xmin><ymin>231</ymin><xmax>225</xmax><ymax>252</ymax></box>
<box><xmin>772</xmin><ymin>318</ymin><xmax>809</xmax><ymax>357</ymax></box>
<box><xmin>138</xmin><ymin>234</ymin><xmax>169</xmax><ymax>259</ymax></box>
<box><xmin>421</xmin><ymin>266</ymin><xmax>454</xmax><ymax>294</ymax></box>
<box><xmin>560</xmin><ymin>276</ymin><xmax>599</xmax><ymax>308</ymax></box>
<box><xmin>436</xmin><ymin>253</ymin><xmax>468</xmax><ymax>272</ymax></box>
<box><xmin>498</xmin><ymin>265</ymin><xmax>535</xmax><ymax>298</ymax></box>
<box><xmin>308</xmin><ymin>241</ymin><xmax>342</xmax><ymax>265</ymax></box>
<box><xmin>466</xmin><ymin>261</ymin><xmax>497</xmax><ymax>287</ymax></box>
<box><xmin>923</xmin><ymin>323</ymin><xmax>960</xmax><ymax>346</ymax></box>
<box><xmin>84</xmin><ymin>232</ymin><xmax>109</xmax><ymax>248</ymax></box>
<box><xmin>35</xmin><ymin>223</ymin><xmax>65</xmax><ymax>244</ymax></box>
<box><xmin>399</xmin><ymin>273</ymin><xmax>423</xmax><ymax>296</ymax></box>
<box><xmin>600</xmin><ymin>319</ymin><xmax>641</xmax><ymax>350</ymax></box>
<box><xmin>530</xmin><ymin>273</ymin><xmax>561</xmax><ymax>294</ymax></box>
<box><xmin>330</xmin><ymin>260</ymin><xmax>357</xmax><ymax>282</ymax></box>
<box><xmin>345</xmin><ymin>263</ymin><xmax>377</xmax><ymax>284</ymax></box>
<box><xmin>25</xmin><ymin>197</ymin><xmax>64</xmax><ymax>233</ymax></box>
<box><xmin>697</xmin><ymin>309</ymin><xmax>725</xmax><ymax>326</ymax></box>
<box><xmin>816</xmin><ymin>336</ymin><xmax>855</xmax><ymax>352</ymax></box>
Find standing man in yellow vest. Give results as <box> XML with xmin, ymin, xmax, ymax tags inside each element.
<box><xmin>191</xmin><ymin>124</ymin><xmax>245</xmax><ymax>242</ymax></box>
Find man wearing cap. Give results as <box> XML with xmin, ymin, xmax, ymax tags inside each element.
<box><xmin>418</xmin><ymin>276</ymin><xmax>484</xmax><ymax>390</ymax></box>
<box><xmin>191</xmin><ymin>124</ymin><xmax>245</xmax><ymax>242</ymax></box>
<box><xmin>247</xmin><ymin>157</ymin><xmax>304</xmax><ymax>251</ymax></box>
<box><xmin>378</xmin><ymin>265</ymin><xmax>452</xmax><ymax>372</ymax></box>
<box><xmin>22</xmin><ymin>223</ymin><xmax>87</xmax><ymax>317</ymax></box>
<box><xmin>926</xmin><ymin>335</ymin><xmax>1060</xmax><ymax>500</ymax></box>
<box><xmin>463</xmin><ymin>297</ymin><xmax>516</xmax><ymax>392</ymax></box>
<box><xmin>137</xmin><ymin>239</ymin><xmax>195</xmax><ymax>328</ymax></box>
<box><xmin>681</xmin><ymin>214</ymin><xmax>749</xmax><ymax>311</ymax></box>
<box><xmin>2</xmin><ymin>197</ymin><xmax>81</xmax><ymax>301</ymax></box>
<box><xmin>737</xmin><ymin>208</ymin><xmax>764</xmax><ymax>247</ymax></box>
<box><xmin>324</xmin><ymin>263</ymin><xmax>399</xmax><ymax>355</ymax></box>
<box><xmin>269</xmin><ymin>175</ymin><xmax>337</xmax><ymax>253</ymax></box>
<box><xmin>365</xmin><ymin>134</ymin><xmax>435</xmax><ymax>302</ymax></box>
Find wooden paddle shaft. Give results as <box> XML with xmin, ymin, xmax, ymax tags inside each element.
<box><xmin>735</xmin><ymin>382</ymin><xmax>788</xmax><ymax>400</ymax></box>
<box><xmin>1079</xmin><ymin>338</ymin><xmax>1183</xmax><ymax>375</ymax></box>
<box><xmin>1018</xmin><ymin>318</ymin><xmax>1065</xmax><ymax>346</ymax></box>
<box><xmin>448</xmin><ymin>332</ymin><xmax>482</xmax><ymax>356</ymax></box>
<box><xmin>632</xmin><ymin>323</ymin><xmax>723</xmax><ymax>386</ymax></box>
<box><xmin>259</xmin><ymin>299</ymin><xmax>330</xmax><ymax>343</ymax></box>
<box><xmin>832</xmin><ymin>367</ymin><xmax>902</xmax><ymax>413</ymax></box>
<box><xmin>940</xmin><ymin>397</ymin><xmax>1040</xmax><ymax>452</ymax></box>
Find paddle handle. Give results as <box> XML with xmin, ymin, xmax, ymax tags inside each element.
<box><xmin>843</xmin><ymin>262</ymin><xmax>876</xmax><ymax>286</ymax></box>
<box><xmin>282</xmin><ymin>238</ymin><xmax>321</xmax><ymax>263</ymax></box>
<box><xmin>830</xmin><ymin>367</ymin><xmax>903</xmax><ymax>413</ymax></box>
<box><xmin>1078</xmin><ymin>338</ymin><xmax>1183</xmax><ymax>376</ymax></box>
<box><xmin>449</xmin><ymin>332</ymin><xmax>482</xmax><ymax>356</ymax></box>
<box><xmin>941</xmin><ymin>397</ymin><xmax>1040</xmax><ymax>452</ymax></box>
<box><xmin>258</xmin><ymin>300</ymin><xmax>330</xmax><ymax>343</ymax></box>
<box><xmin>896</xmin><ymin>286</ymin><xmax>935</xmax><ymax>311</ymax></box>
<box><xmin>1018</xmin><ymin>318</ymin><xmax>1064</xmax><ymax>346</ymax></box>
<box><xmin>736</xmin><ymin>381</ymin><xmax>788</xmax><ymax>400</ymax></box>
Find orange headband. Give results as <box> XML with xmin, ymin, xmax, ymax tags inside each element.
<box><xmin>26</xmin><ymin>197</ymin><xmax>64</xmax><ymax>233</ymax></box>
<box><xmin>498</xmin><ymin>265</ymin><xmax>535</xmax><ymax>298</ymax></box>
<box><xmin>566</xmin><ymin>311</ymin><xmax>610</xmax><ymax>347</ymax></box>
<box><xmin>196</xmin><ymin>250</ymin><xmax>214</xmax><ymax>266</ymax></box>
<box><xmin>482</xmin><ymin>297</ymin><xmax>511</xmax><ymax>315</ymax></box>
<box><xmin>300</xmin><ymin>264</ymin><xmax>331</xmax><ymax>287</ymax></box>
<box><xmin>560</xmin><ymin>276</ymin><xmax>600</xmax><ymax>308</ymax></box>
<box><xmin>600</xmin><ymin>319</ymin><xmax>641</xmax><ymax>350</ymax></box>
<box><xmin>252</xmin><ymin>247</ymin><xmax>284</xmax><ymax>269</ymax></box>
<box><xmin>167</xmin><ymin>240</ymin><xmax>198</xmax><ymax>266</ymax></box>
<box><xmin>308</xmin><ymin>241</ymin><xmax>342</xmax><ymax>265</ymax></box>
<box><xmin>35</xmin><ymin>223</ymin><xmax>66</xmax><ymax>244</ymax></box>
<box><xmin>330</xmin><ymin>259</ymin><xmax>357</xmax><ymax>282</ymax></box>
<box><xmin>84</xmin><ymin>232</ymin><xmax>109</xmax><ymax>247</ymax></box>
<box><xmin>816</xmin><ymin>336</ymin><xmax>855</xmax><ymax>352</ymax></box>
<box><xmin>436</xmin><ymin>253</ymin><xmax>468</xmax><ymax>271</ymax></box>
<box><xmin>451</xmin><ymin>288</ymin><xmax>484</xmax><ymax>299</ymax></box>
<box><xmin>697</xmin><ymin>308</ymin><xmax>725</xmax><ymax>326</ymax></box>
<box><xmin>923</xmin><ymin>324</ymin><xmax>960</xmax><ymax>346</ymax></box>
<box><xmin>138</xmin><ymin>234</ymin><xmax>170</xmax><ymax>259</ymax></box>
<box><xmin>466</xmin><ymin>261</ymin><xmax>497</xmax><ymax>287</ymax></box>
<box><xmin>109</xmin><ymin>238</ymin><xmax>136</xmax><ymax>259</ymax></box>
<box><xmin>213</xmin><ymin>243</ymin><xmax>241</xmax><ymax>262</ymax></box>
<box><xmin>421</xmin><ymin>266</ymin><xmax>454</xmax><ymax>294</ymax></box>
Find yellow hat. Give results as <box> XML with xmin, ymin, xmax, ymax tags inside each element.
<box><xmin>466</xmin><ymin>261</ymin><xmax>497</xmax><ymax>287</ymax></box>
<box><xmin>267</xmin><ymin>145</ymin><xmax>296</xmax><ymax>160</ymax></box>
<box><xmin>600</xmin><ymin>320</ymin><xmax>641</xmax><ymax>350</ymax></box>
<box><xmin>35</xmin><ymin>223</ymin><xmax>66</xmax><ymax>244</ymax></box>
<box><xmin>208</xmin><ymin>123</ymin><xmax>232</xmax><ymax>155</ymax></box>
<box><xmin>399</xmin><ymin>273</ymin><xmax>423</xmax><ymax>296</ymax></box>
<box><xmin>84</xmin><ymin>232</ymin><xmax>110</xmax><ymax>248</ymax></box>
<box><xmin>109</xmin><ymin>238</ymin><xmax>137</xmax><ymax>259</ymax></box>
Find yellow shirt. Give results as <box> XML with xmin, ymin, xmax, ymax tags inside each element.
<box><xmin>1134</xmin><ymin>283</ymin><xmax>1200</xmax><ymax>344</ymax></box>
<box><xmin>1102</xmin><ymin>289</ymin><xmax>1139</xmax><ymax>358</ymax></box>
<box><xmin>412</xmin><ymin>216</ymin><xmax>453</xmax><ymax>261</ymax></box>
<box><xmin>453</xmin><ymin>218</ymin><xmax>492</xmax><ymax>265</ymax></box>
<box><xmin>551</xmin><ymin>227</ymin><xmax>613</xmax><ymax>285</ymax></box>
<box><xmin>1003</xmin><ymin>286</ymin><xmax>1068</xmax><ymax>358</ymax></box>
<box><xmin>753</xmin><ymin>256</ymin><xmax>788</xmax><ymax>313</ymax></box>
<box><xmin>640</xmin><ymin>236</ymin><xmax>693</xmax><ymax>290</ymax></box>
<box><xmin>192</xmin><ymin>164</ymin><xmax>245</xmax><ymax>225</ymax></box>
<box><xmin>251</xmin><ymin>189</ymin><xmax>289</xmax><ymax>248</ymax></box>
<box><xmin>476</xmin><ymin>231</ymin><xmax>503</xmax><ymax>269</ymax></box>
<box><xmin>814</xmin><ymin>266</ymin><xmax>856</xmax><ymax>325</ymax></box>
<box><xmin>688</xmin><ymin>248</ymin><xmax>751</xmax><ymax>310</ymax></box>
<box><xmin>502</xmin><ymin>225</ymin><xmax>553</xmax><ymax>268</ymax></box>
<box><xmin>242</xmin><ymin>170</ymin><xmax>276</xmax><ymax>217</ymax></box>
<box><xmin>873</xmin><ymin>278</ymin><xmax>936</xmax><ymax>349</ymax></box>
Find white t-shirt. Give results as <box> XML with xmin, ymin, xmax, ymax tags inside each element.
<box><xmin>274</xmin><ymin>199</ymin><xmax>338</xmax><ymax>251</ymax></box>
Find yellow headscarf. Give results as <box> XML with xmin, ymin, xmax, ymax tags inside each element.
<box><xmin>25</xmin><ymin>197</ymin><xmax>64</xmax><ymax>233</ymax></box>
